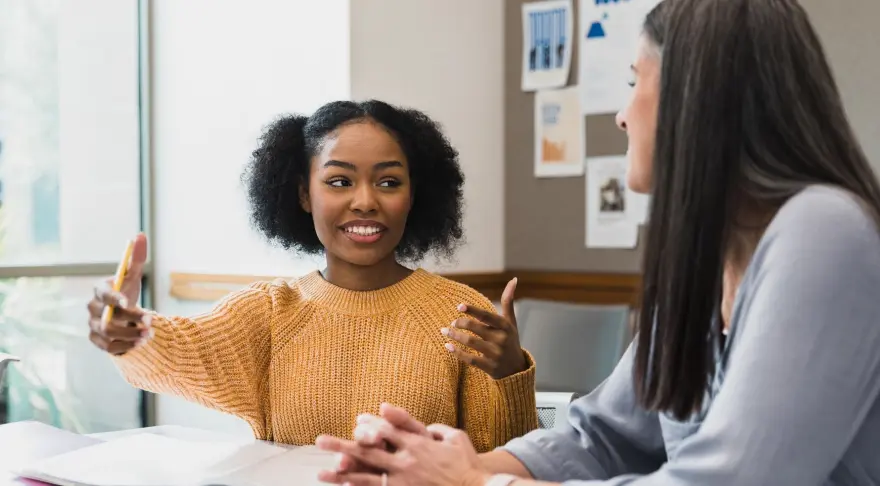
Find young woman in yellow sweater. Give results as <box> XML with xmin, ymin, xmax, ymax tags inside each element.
<box><xmin>85</xmin><ymin>100</ymin><xmax>538</xmax><ymax>450</ymax></box>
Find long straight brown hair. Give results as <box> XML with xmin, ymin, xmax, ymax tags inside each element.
<box><xmin>635</xmin><ymin>0</ymin><xmax>880</xmax><ymax>420</ymax></box>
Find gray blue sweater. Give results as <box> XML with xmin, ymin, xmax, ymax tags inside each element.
<box><xmin>504</xmin><ymin>186</ymin><xmax>880</xmax><ymax>485</ymax></box>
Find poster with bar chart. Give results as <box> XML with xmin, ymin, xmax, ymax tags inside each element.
<box><xmin>522</xmin><ymin>0</ymin><xmax>573</xmax><ymax>91</ymax></box>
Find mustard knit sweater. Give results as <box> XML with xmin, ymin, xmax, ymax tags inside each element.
<box><xmin>114</xmin><ymin>269</ymin><xmax>538</xmax><ymax>451</ymax></box>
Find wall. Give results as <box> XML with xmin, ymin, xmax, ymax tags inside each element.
<box><xmin>503</xmin><ymin>0</ymin><xmax>880</xmax><ymax>273</ymax></box>
<box><xmin>349</xmin><ymin>0</ymin><xmax>506</xmax><ymax>273</ymax></box>
<box><xmin>799</xmin><ymin>0</ymin><xmax>880</xmax><ymax>175</ymax></box>
<box><xmin>149</xmin><ymin>0</ymin><xmax>351</xmax><ymax>434</ymax></box>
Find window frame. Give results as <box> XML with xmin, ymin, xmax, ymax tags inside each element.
<box><xmin>0</xmin><ymin>0</ymin><xmax>156</xmax><ymax>428</ymax></box>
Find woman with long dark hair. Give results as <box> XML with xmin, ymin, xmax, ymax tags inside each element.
<box><xmin>315</xmin><ymin>0</ymin><xmax>880</xmax><ymax>484</ymax></box>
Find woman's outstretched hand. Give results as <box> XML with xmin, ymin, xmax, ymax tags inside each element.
<box><xmin>316</xmin><ymin>404</ymin><xmax>487</xmax><ymax>486</ymax></box>
<box><xmin>86</xmin><ymin>233</ymin><xmax>152</xmax><ymax>355</ymax></box>
<box><xmin>443</xmin><ymin>278</ymin><xmax>527</xmax><ymax>379</ymax></box>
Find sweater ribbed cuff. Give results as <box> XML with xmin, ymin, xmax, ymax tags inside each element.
<box><xmin>489</xmin><ymin>349</ymin><xmax>538</xmax><ymax>442</ymax></box>
<box><xmin>111</xmin><ymin>314</ymin><xmax>172</xmax><ymax>391</ymax></box>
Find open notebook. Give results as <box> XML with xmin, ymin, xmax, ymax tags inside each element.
<box><xmin>16</xmin><ymin>432</ymin><xmax>336</xmax><ymax>486</ymax></box>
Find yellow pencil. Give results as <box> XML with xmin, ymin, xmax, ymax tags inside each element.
<box><xmin>102</xmin><ymin>239</ymin><xmax>136</xmax><ymax>325</ymax></box>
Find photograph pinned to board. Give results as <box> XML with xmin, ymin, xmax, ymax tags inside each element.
<box><xmin>534</xmin><ymin>87</ymin><xmax>584</xmax><ymax>178</ymax></box>
<box><xmin>585</xmin><ymin>155</ymin><xmax>649</xmax><ymax>248</ymax></box>
<box><xmin>522</xmin><ymin>0</ymin><xmax>573</xmax><ymax>91</ymax></box>
<box><xmin>578</xmin><ymin>0</ymin><xmax>661</xmax><ymax>114</ymax></box>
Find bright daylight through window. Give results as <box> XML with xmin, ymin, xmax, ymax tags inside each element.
<box><xmin>0</xmin><ymin>0</ymin><xmax>145</xmax><ymax>432</ymax></box>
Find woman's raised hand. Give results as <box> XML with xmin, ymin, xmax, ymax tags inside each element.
<box><xmin>442</xmin><ymin>278</ymin><xmax>527</xmax><ymax>379</ymax></box>
<box><xmin>87</xmin><ymin>233</ymin><xmax>152</xmax><ymax>355</ymax></box>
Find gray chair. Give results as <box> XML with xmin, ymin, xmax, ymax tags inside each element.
<box><xmin>516</xmin><ymin>299</ymin><xmax>631</xmax><ymax>395</ymax></box>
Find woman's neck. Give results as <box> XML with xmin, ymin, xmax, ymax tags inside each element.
<box><xmin>321</xmin><ymin>254</ymin><xmax>413</xmax><ymax>292</ymax></box>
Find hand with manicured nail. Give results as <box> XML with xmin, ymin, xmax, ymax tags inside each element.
<box><xmin>87</xmin><ymin>233</ymin><xmax>152</xmax><ymax>355</ymax></box>
<box><xmin>441</xmin><ymin>278</ymin><xmax>527</xmax><ymax>380</ymax></box>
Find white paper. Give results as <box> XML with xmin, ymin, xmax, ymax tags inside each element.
<box><xmin>586</xmin><ymin>155</ymin><xmax>647</xmax><ymax>248</ymax></box>
<box><xmin>578</xmin><ymin>0</ymin><xmax>661</xmax><ymax>115</ymax></box>
<box><xmin>534</xmin><ymin>87</ymin><xmax>584</xmax><ymax>178</ymax></box>
<box><xmin>210</xmin><ymin>446</ymin><xmax>338</xmax><ymax>486</ymax></box>
<box><xmin>0</xmin><ymin>421</ymin><xmax>102</xmax><ymax>477</ymax></box>
<box><xmin>522</xmin><ymin>0</ymin><xmax>573</xmax><ymax>91</ymax></box>
<box><xmin>18</xmin><ymin>432</ymin><xmax>286</xmax><ymax>486</ymax></box>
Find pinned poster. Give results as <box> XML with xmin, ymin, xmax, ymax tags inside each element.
<box><xmin>585</xmin><ymin>155</ymin><xmax>648</xmax><ymax>248</ymax></box>
<box><xmin>534</xmin><ymin>87</ymin><xmax>584</xmax><ymax>178</ymax></box>
<box><xmin>522</xmin><ymin>0</ymin><xmax>573</xmax><ymax>91</ymax></box>
<box><xmin>578</xmin><ymin>0</ymin><xmax>661</xmax><ymax>115</ymax></box>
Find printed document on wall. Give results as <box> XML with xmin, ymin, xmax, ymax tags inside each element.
<box><xmin>534</xmin><ymin>87</ymin><xmax>584</xmax><ymax>177</ymax></box>
<box><xmin>578</xmin><ymin>0</ymin><xmax>661</xmax><ymax>115</ymax></box>
<box><xmin>586</xmin><ymin>156</ymin><xmax>645</xmax><ymax>248</ymax></box>
<box><xmin>522</xmin><ymin>1</ymin><xmax>573</xmax><ymax>91</ymax></box>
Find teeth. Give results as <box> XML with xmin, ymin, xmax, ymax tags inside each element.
<box><xmin>346</xmin><ymin>226</ymin><xmax>381</xmax><ymax>236</ymax></box>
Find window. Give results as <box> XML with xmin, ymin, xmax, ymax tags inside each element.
<box><xmin>0</xmin><ymin>0</ymin><xmax>148</xmax><ymax>433</ymax></box>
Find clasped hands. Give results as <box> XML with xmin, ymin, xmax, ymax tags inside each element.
<box><xmin>316</xmin><ymin>403</ymin><xmax>487</xmax><ymax>486</ymax></box>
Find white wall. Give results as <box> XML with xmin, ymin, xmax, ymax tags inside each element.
<box><xmin>149</xmin><ymin>0</ymin><xmax>351</xmax><ymax>434</ymax></box>
<box><xmin>349</xmin><ymin>0</ymin><xmax>506</xmax><ymax>273</ymax></box>
<box><xmin>800</xmin><ymin>0</ymin><xmax>880</xmax><ymax>175</ymax></box>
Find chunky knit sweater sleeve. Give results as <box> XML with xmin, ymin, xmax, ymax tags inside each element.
<box><xmin>113</xmin><ymin>281</ymin><xmax>276</xmax><ymax>436</ymax></box>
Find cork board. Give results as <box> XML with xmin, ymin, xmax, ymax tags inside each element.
<box><xmin>504</xmin><ymin>0</ymin><xmax>644</xmax><ymax>273</ymax></box>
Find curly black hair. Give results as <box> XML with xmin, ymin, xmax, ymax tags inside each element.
<box><xmin>242</xmin><ymin>100</ymin><xmax>465</xmax><ymax>262</ymax></box>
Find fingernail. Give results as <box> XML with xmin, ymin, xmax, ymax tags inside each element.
<box><xmin>440</xmin><ymin>327</ymin><xmax>449</xmax><ymax>336</ymax></box>
<box><xmin>457</xmin><ymin>304</ymin><xmax>467</xmax><ymax>312</ymax></box>
<box><xmin>142</xmin><ymin>314</ymin><xmax>152</xmax><ymax>327</ymax></box>
<box><xmin>334</xmin><ymin>453</ymin><xmax>345</xmax><ymax>470</ymax></box>
<box><xmin>450</xmin><ymin>320</ymin><xmax>457</xmax><ymax>328</ymax></box>
<box><xmin>356</xmin><ymin>414</ymin><xmax>370</xmax><ymax>424</ymax></box>
<box><xmin>136</xmin><ymin>338</ymin><xmax>147</xmax><ymax>347</ymax></box>
<box><xmin>118</xmin><ymin>298</ymin><xmax>129</xmax><ymax>309</ymax></box>
<box><xmin>445</xmin><ymin>343</ymin><xmax>455</xmax><ymax>352</ymax></box>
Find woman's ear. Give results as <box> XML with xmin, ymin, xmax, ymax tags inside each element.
<box><xmin>299</xmin><ymin>184</ymin><xmax>311</xmax><ymax>213</ymax></box>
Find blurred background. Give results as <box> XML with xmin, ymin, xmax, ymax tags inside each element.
<box><xmin>0</xmin><ymin>0</ymin><xmax>877</xmax><ymax>437</ymax></box>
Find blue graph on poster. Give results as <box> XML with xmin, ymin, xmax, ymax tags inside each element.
<box><xmin>587</xmin><ymin>13</ymin><xmax>609</xmax><ymax>38</ymax></box>
<box><xmin>586</xmin><ymin>0</ymin><xmax>630</xmax><ymax>40</ymax></box>
<box><xmin>528</xmin><ymin>7</ymin><xmax>568</xmax><ymax>72</ymax></box>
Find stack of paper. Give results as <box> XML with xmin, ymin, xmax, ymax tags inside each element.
<box><xmin>13</xmin><ymin>429</ymin><xmax>336</xmax><ymax>486</ymax></box>
<box><xmin>0</xmin><ymin>421</ymin><xmax>102</xmax><ymax>486</ymax></box>
<box><xmin>211</xmin><ymin>446</ymin><xmax>338</xmax><ymax>486</ymax></box>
